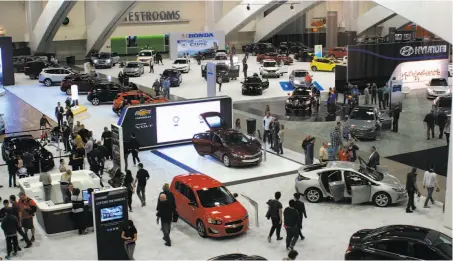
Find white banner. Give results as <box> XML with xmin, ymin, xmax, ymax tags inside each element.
<box><xmin>207</xmin><ymin>62</ymin><xmax>216</xmax><ymax>97</ymax></box>
<box><xmin>176</xmin><ymin>39</ymin><xmax>219</xmax><ymax>58</ymax></box>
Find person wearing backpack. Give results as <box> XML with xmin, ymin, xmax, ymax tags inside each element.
<box><xmin>266</xmin><ymin>192</ymin><xmax>283</xmax><ymax>243</ymax></box>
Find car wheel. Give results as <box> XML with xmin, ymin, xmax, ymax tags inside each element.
<box><xmin>373</xmin><ymin>192</ymin><xmax>391</xmax><ymax>207</ymax></box>
<box><xmin>332</xmin><ymin>67</ymin><xmax>335</xmax><ymax>72</ymax></box>
<box><xmin>66</xmin><ymin>88</ymin><xmax>71</xmax><ymax>95</ymax></box>
<box><xmin>305</xmin><ymin>187</ymin><xmax>322</xmax><ymax>203</ymax></box>
<box><xmin>222</xmin><ymin>154</ymin><xmax>231</xmax><ymax>167</ymax></box>
<box><xmin>197</xmin><ymin>220</ymin><xmax>207</xmax><ymax>238</ymax></box>
<box><xmin>91</xmin><ymin>98</ymin><xmax>100</xmax><ymax>106</ymax></box>
<box><xmin>44</xmin><ymin>79</ymin><xmax>52</xmax><ymax>87</ymax></box>
<box><xmin>311</xmin><ymin>66</ymin><xmax>317</xmax><ymax>72</ymax></box>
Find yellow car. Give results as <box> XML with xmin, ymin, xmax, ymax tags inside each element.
<box><xmin>310</xmin><ymin>58</ymin><xmax>336</xmax><ymax>72</ymax></box>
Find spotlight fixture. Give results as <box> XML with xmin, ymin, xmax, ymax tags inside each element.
<box><xmin>290</xmin><ymin>4</ymin><xmax>294</xmax><ymax>10</ymax></box>
<box><xmin>246</xmin><ymin>4</ymin><xmax>250</xmax><ymax>11</ymax></box>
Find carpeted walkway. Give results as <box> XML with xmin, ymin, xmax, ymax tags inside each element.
<box><xmin>386</xmin><ymin>145</ymin><xmax>449</xmax><ymax>176</ymax></box>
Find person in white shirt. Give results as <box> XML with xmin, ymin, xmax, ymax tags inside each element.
<box><xmin>318</xmin><ymin>142</ymin><xmax>328</xmax><ymax>162</ymax></box>
<box><xmin>263</xmin><ymin>111</ymin><xmax>273</xmax><ymax>145</ymax></box>
<box><xmin>423</xmin><ymin>167</ymin><xmax>438</xmax><ymax>208</ymax></box>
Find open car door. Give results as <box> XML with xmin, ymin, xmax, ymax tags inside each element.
<box><xmin>378</xmin><ymin>111</ymin><xmax>392</xmax><ymax>131</ymax></box>
<box><xmin>261</xmin><ymin>78</ymin><xmax>270</xmax><ymax>90</ymax></box>
<box><xmin>228</xmin><ymin>65</ymin><xmax>240</xmax><ymax>80</ymax></box>
<box><xmin>201</xmin><ymin>65</ymin><xmax>207</xmax><ymax>79</ymax></box>
<box><xmin>199</xmin><ymin>112</ymin><xmax>228</xmax><ymax>130</ymax></box>
<box><xmin>351</xmin><ymin>185</ymin><xmax>371</xmax><ymax>204</ymax></box>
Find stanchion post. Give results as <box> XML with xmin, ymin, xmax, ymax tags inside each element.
<box><xmin>240</xmin><ymin>194</ymin><xmax>259</xmax><ymax>228</ymax></box>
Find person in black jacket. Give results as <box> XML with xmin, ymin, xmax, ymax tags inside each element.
<box><xmin>406</xmin><ymin>168</ymin><xmax>420</xmax><ymax>213</ymax></box>
<box><xmin>101</xmin><ymin>127</ymin><xmax>112</xmax><ymax>160</ymax></box>
<box><xmin>392</xmin><ymin>107</ymin><xmax>400</xmax><ymax>133</ymax></box>
<box><xmin>243</xmin><ymin>61</ymin><xmax>248</xmax><ymax>79</ymax></box>
<box><xmin>424</xmin><ymin>110</ymin><xmax>436</xmax><ymax>140</ymax></box>
<box><xmin>55</xmin><ymin>102</ymin><xmax>64</xmax><ymax>128</ymax></box>
<box><xmin>377</xmin><ymin>86</ymin><xmax>385</xmax><ymax>110</ymax></box>
<box><xmin>157</xmin><ymin>184</ymin><xmax>176</xmax><ymax>211</ymax></box>
<box><xmin>283</xmin><ymin>200</ymin><xmax>300</xmax><ymax>250</ymax></box>
<box><xmin>266</xmin><ymin>192</ymin><xmax>283</xmax><ymax>243</ymax></box>
<box><xmin>129</xmin><ymin>133</ymin><xmax>140</xmax><ymax>166</ymax></box>
<box><xmin>62</xmin><ymin>121</ymin><xmax>71</xmax><ymax>152</ymax></box>
<box><xmin>293</xmin><ymin>193</ymin><xmax>307</xmax><ymax>240</ymax></box>
<box><xmin>95</xmin><ymin>141</ymin><xmax>108</xmax><ymax>175</ymax></box>
<box><xmin>437</xmin><ymin>110</ymin><xmax>448</xmax><ymax>139</ymax></box>
<box><xmin>156</xmin><ymin>193</ymin><xmax>175</xmax><ymax>247</ymax></box>
<box><xmin>367</xmin><ymin>146</ymin><xmax>380</xmax><ymax>170</ymax></box>
<box><xmin>1</xmin><ymin>208</ymin><xmax>20</xmax><ymax>258</ymax></box>
<box><xmin>7</xmin><ymin>157</ymin><xmax>18</xmax><ymax>188</ymax></box>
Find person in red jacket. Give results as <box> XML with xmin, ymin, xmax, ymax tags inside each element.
<box><xmin>304</xmin><ymin>74</ymin><xmax>312</xmax><ymax>83</ymax></box>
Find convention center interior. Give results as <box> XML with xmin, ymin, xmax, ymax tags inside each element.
<box><xmin>0</xmin><ymin>0</ymin><xmax>452</xmax><ymax>260</ymax></box>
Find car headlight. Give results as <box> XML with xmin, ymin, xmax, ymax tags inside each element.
<box><xmin>305</xmin><ymin>100</ymin><xmax>311</xmax><ymax>105</ymax></box>
<box><xmin>93</xmin><ymin>59</ymin><xmax>98</xmax><ymax>63</ymax></box>
<box><xmin>286</xmin><ymin>100</ymin><xmax>291</xmax><ymax>104</ymax></box>
<box><xmin>106</xmin><ymin>59</ymin><xmax>111</xmax><ymax>63</ymax></box>
<box><xmin>446</xmin><ymin>88</ymin><xmax>451</xmax><ymax>94</ymax></box>
<box><xmin>231</xmin><ymin>153</ymin><xmax>245</xmax><ymax>158</ymax></box>
<box><xmin>427</xmin><ymin>88</ymin><xmax>434</xmax><ymax>94</ymax></box>
<box><xmin>242</xmin><ymin>213</ymin><xmax>248</xmax><ymax>220</ymax></box>
<box><xmin>293</xmin><ymin>80</ymin><xmax>300</xmax><ymax>84</ymax></box>
<box><xmin>392</xmin><ymin>187</ymin><xmax>405</xmax><ymax>193</ymax></box>
<box><xmin>207</xmin><ymin>218</ymin><xmax>222</xmax><ymax>225</ymax></box>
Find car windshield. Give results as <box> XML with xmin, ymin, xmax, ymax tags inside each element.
<box><xmin>263</xmin><ymin>62</ymin><xmax>276</xmax><ymax>67</ymax></box>
<box><xmin>223</xmin><ymin>132</ymin><xmax>251</xmax><ymax>145</ymax></box>
<box><xmin>245</xmin><ymin>77</ymin><xmax>261</xmax><ymax>84</ymax></box>
<box><xmin>431</xmin><ymin>79</ymin><xmax>448</xmax><ymax>86</ymax></box>
<box><xmin>98</xmin><ymin>54</ymin><xmax>110</xmax><ymax>59</ymax></box>
<box><xmin>126</xmin><ymin>63</ymin><xmax>139</xmax><ymax>68</ymax></box>
<box><xmin>196</xmin><ymin>186</ymin><xmax>236</xmax><ymax>208</ymax></box>
<box><xmin>293</xmin><ymin>88</ymin><xmax>311</xmax><ymax>96</ymax></box>
<box><xmin>294</xmin><ymin>71</ymin><xmax>308</xmax><ymax>77</ymax></box>
<box><xmin>163</xmin><ymin>70</ymin><xmax>178</xmax><ymax>77</ymax></box>
<box><xmin>216</xmin><ymin>65</ymin><xmax>229</xmax><ymax>71</ymax></box>
<box><xmin>215</xmin><ymin>55</ymin><xmax>227</xmax><ymax>60</ymax></box>
<box><xmin>139</xmin><ymin>52</ymin><xmax>153</xmax><ymax>57</ymax></box>
<box><xmin>358</xmin><ymin>167</ymin><xmax>384</xmax><ymax>181</ymax></box>
<box><xmin>350</xmin><ymin>109</ymin><xmax>375</xmax><ymax>121</ymax></box>
<box><xmin>174</xmin><ymin>59</ymin><xmax>187</xmax><ymax>64</ymax></box>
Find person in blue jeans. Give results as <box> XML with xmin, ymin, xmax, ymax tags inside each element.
<box><xmin>423</xmin><ymin>168</ymin><xmax>438</xmax><ymax>208</ymax></box>
<box><xmin>162</xmin><ymin>77</ymin><xmax>171</xmax><ymax>100</ymax></box>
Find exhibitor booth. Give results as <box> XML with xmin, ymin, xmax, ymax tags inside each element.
<box><xmin>18</xmin><ymin>170</ymin><xmax>102</xmax><ymax>235</ymax></box>
<box><xmin>168</xmin><ymin>31</ymin><xmax>225</xmax><ymax>60</ymax></box>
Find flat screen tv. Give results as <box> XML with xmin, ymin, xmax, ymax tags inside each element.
<box><xmin>100</xmin><ymin>205</ymin><xmax>124</xmax><ymax>223</ymax></box>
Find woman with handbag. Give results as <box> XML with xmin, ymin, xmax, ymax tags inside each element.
<box><xmin>121</xmin><ymin>220</ymin><xmax>137</xmax><ymax>260</ymax></box>
<box><xmin>124</xmin><ymin>170</ymin><xmax>135</xmax><ymax>212</ymax></box>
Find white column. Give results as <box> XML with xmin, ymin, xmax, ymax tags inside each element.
<box><xmin>26</xmin><ymin>0</ymin><xmax>43</xmax><ymax>41</ymax></box>
<box><xmin>205</xmin><ymin>0</ymin><xmax>223</xmax><ymax>31</ymax></box>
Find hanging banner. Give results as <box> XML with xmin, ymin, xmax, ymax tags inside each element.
<box><xmin>111</xmin><ymin>124</ymin><xmax>125</xmax><ymax>173</ymax></box>
<box><xmin>206</xmin><ymin>62</ymin><xmax>216</xmax><ymax>97</ymax></box>
<box><xmin>176</xmin><ymin>39</ymin><xmax>219</xmax><ymax>58</ymax></box>
<box><xmin>314</xmin><ymin>45</ymin><xmax>323</xmax><ymax>58</ymax></box>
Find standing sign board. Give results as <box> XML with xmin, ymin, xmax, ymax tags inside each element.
<box><xmin>93</xmin><ymin>188</ymin><xmax>129</xmax><ymax>260</ymax></box>
<box><xmin>390</xmin><ymin>79</ymin><xmax>403</xmax><ymax>109</ymax></box>
<box><xmin>314</xmin><ymin>45</ymin><xmax>323</xmax><ymax>58</ymax></box>
<box><xmin>111</xmin><ymin>124</ymin><xmax>125</xmax><ymax>172</ymax></box>
<box><xmin>207</xmin><ymin>62</ymin><xmax>216</xmax><ymax>97</ymax></box>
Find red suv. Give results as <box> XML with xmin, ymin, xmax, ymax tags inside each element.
<box><xmin>170</xmin><ymin>173</ymin><xmax>249</xmax><ymax>238</ymax></box>
<box><xmin>327</xmin><ymin>47</ymin><xmax>347</xmax><ymax>58</ymax></box>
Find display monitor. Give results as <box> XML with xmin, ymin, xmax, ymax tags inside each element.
<box><xmin>83</xmin><ymin>188</ymin><xmax>100</xmax><ymax>202</ymax></box>
<box><xmin>100</xmin><ymin>205</ymin><xmax>124</xmax><ymax>223</ymax></box>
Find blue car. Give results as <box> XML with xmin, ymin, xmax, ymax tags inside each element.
<box><xmin>160</xmin><ymin>69</ymin><xmax>182</xmax><ymax>87</ymax></box>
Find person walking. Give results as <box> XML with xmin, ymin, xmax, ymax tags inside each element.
<box><xmin>424</xmin><ymin>110</ymin><xmax>436</xmax><ymax>140</ymax></box>
<box><xmin>149</xmin><ymin>59</ymin><xmax>154</xmax><ymax>73</ymax></box>
<box><xmin>347</xmin><ymin>140</ymin><xmax>359</xmax><ymax>162</ymax></box>
<box><xmin>163</xmin><ymin>77</ymin><xmax>171</xmax><ymax>100</ymax></box>
<box><xmin>39</xmin><ymin>171</ymin><xmax>52</xmax><ymax>201</ymax></box>
<box><xmin>18</xmin><ymin>192</ymin><xmax>37</xmax><ymax>242</ymax></box>
<box><xmin>437</xmin><ymin>110</ymin><xmax>448</xmax><ymax>139</ymax></box>
<box><xmin>134</xmin><ymin>163</ymin><xmax>149</xmax><ymax>207</ymax></box>
<box><xmin>330</xmin><ymin>123</ymin><xmax>343</xmax><ymax>156</ymax></box>
<box><xmin>121</xmin><ymin>220</ymin><xmax>137</xmax><ymax>259</ymax></box>
<box><xmin>272</xmin><ymin>118</ymin><xmax>280</xmax><ymax>152</ymax></box>
<box><xmin>156</xmin><ymin>193</ymin><xmax>175</xmax><ymax>247</ymax></box>
<box><xmin>129</xmin><ymin>134</ymin><xmax>140</xmax><ymax>166</ymax></box>
<box><xmin>101</xmin><ymin>127</ymin><xmax>113</xmax><ymax>160</ymax></box>
<box><xmin>66</xmin><ymin>108</ymin><xmax>74</xmax><ymax>134</ymax></box>
<box><xmin>392</xmin><ymin>106</ymin><xmax>400</xmax><ymax>133</ymax></box>
<box><xmin>243</xmin><ymin>61</ymin><xmax>248</xmax><ymax>79</ymax></box>
<box><xmin>283</xmin><ymin>200</ymin><xmax>300</xmax><ymax>250</ymax></box>
<box><xmin>22</xmin><ymin>150</ymin><xmax>34</xmax><ymax>177</ymax></box>
<box><xmin>305</xmin><ymin>137</ymin><xmax>315</xmax><ymax>165</ymax></box>
<box><xmin>371</xmin><ymin>83</ymin><xmax>378</xmax><ymax>105</ymax></box>
<box><xmin>284</xmin><ymin>250</ymin><xmax>299</xmax><ymax>261</ymax></box>
<box><xmin>293</xmin><ymin>193</ymin><xmax>307</xmax><ymax>240</ymax></box>
<box><xmin>62</xmin><ymin>121</ymin><xmax>71</xmax><ymax>153</ymax></box>
<box><xmin>368</xmin><ymin>146</ymin><xmax>380</xmax><ymax>170</ymax></box>
<box><xmin>318</xmin><ymin>142</ymin><xmax>329</xmax><ymax>162</ymax></box>
<box><xmin>445</xmin><ymin>119</ymin><xmax>450</xmax><ymax>145</ymax></box>
<box><xmin>217</xmin><ymin>74</ymin><xmax>223</xmax><ymax>92</ymax></box>
<box><xmin>377</xmin><ymin>86</ymin><xmax>385</xmax><ymax>110</ymax></box>
<box><xmin>266</xmin><ymin>192</ymin><xmax>283</xmax><ymax>243</ymax></box>
<box><xmin>278</xmin><ymin>125</ymin><xmax>284</xmax><ymax>155</ymax></box>
<box><xmin>383</xmin><ymin>83</ymin><xmax>390</xmax><ymax>107</ymax></box>
<box><xmin>263</xmin><ymin>112</ymin><xmax>273</xmax><ymax>146</ymax></box>
<box><xmin>152</xmin><ymin>79</ymin><xmax>161</xmax><ymax>97</ymax></box>
<box><xmin>364</xmin><ymin>84</ymin><xmax>370</xmax><ymax>105</ymax></box>
<box><xmin>1</xmin><ymin>208</ymin><xmax>20</xmax><ymax>259</ymax></box>
<box><xmin>55</xmin><ymin>102</ymin><xmax>64</xmax><ymax>128</ymax></box>
<box><xmin>9</xmin><ymin>196</ymin><xmax>32</xmax><ymax>248</ymax></box>
<box><xmin>39</xmin><ymin>114</ymin><xmax>52</xmax><ymax>142</ymax></box>
<box><xmin>7</xmin><ymin>157</ymin><xmax>18</xmax><ymax>188</ymax></box>
<box><xmin>124</xmin><ymin>170</ymin><xmax>135</xmax><ymax>212</ymax></box>
<box><xmin>406</xmin><ymin>168</ymin><xmax>420</xmax><ymax>213</ymax></box>
<box><xmin>423</xmin><ymin>167</ymin><xmax>439</xmax><ymax>208</ymax></box>
<box><xmin>71</xmin><ymin>188</ymin><xmax>87</xmax><ymax>235</ymax></box>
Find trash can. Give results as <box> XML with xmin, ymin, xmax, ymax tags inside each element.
<box><xmin>246</xmin><ymin>118</ymin><xmax>256</xmax><ymax>135</ymax></box>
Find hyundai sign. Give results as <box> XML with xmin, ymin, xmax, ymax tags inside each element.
<box><xmin>400</xmin><ymin>44</ymin><xmax>448</xmax><ymax>57</ymax></box>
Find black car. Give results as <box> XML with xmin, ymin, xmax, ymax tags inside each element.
<box><xmin>252</xmin><ymin>43</ymin><xmax>276</xmax><ymax>56</ymax></box>
<box><xmin>87</xmin><ymin>82</ymin><xmax>128</xmax><ymax>105</ymax></box>
<box><xmin>208</xmin><ymin>254</ymin><xmax>267</xmax><ymax>260</ymax></box>
<box><xmin>60</xmin><ymin>74</ymin><xmax>100</xmax><ymax>95</ymax></box>
<box><xmin>24</xmin><ymin>60</ymin><xmax>54</xmax><ymax>79</ymax></box>
<box><xmin>1</xmin><ymin>135</ymin><xmax>55</xmax><ymax>173</ymax></box>
<box><xmin>241</xmin><ymin>76</ymin><xmax>269</xmax><ymax>95</ymax></box>
<box><xmin>195</xmin><ymin>49</ymin><xmax>216</xmax><ymax>59</ymax></box>
<box><xmin>160</xmin><ymin>69</ymin><xmax>182</xmax><ymax>87</ymax></box>
<box><xmin>285</xmin><ymin>87</ymin><xmax>314</xmax><ymax>114</ymax></box>
<box><xmin>294</xmin><ymin>51</ymin><xmax>315</xmax><ymax>62</ymax></box>
<box><xmin>345</xmin><ymin>225</ymin><xmax>452</xmax><ymax>260</ymax></box>
<box><xmin>14</xmin><ymin>56</ymin><xmax>40</xmax><ymax>73</ymax></box>
<box><xmin>201</xmin><ymin>63</ymin><xmax>240</xmax><ymax>82</ymax></box>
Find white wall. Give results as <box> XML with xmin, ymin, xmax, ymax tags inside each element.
<box><xmin>54</xmin><ymin>1</ymin><xmax>86</xmax><ymax>41</ymax></box>
<box><xmin>0</xmin><ymin>1</ymin><xmax>27</xmax><ymax>42</ymax></box>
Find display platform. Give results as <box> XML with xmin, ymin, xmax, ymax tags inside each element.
<box><xmin>152</xmin><ymin>144</ymin><xmax>301</xmax><ymax>185</ymax></box>
<box><xmin>71</xmin><ymin>105</ymin><xmax>87</xmax><ymax>115</ymax></box>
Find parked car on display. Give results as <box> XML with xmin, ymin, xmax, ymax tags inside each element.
<box><xmin>122</xmin><ymin>62</ymin><xmax>144</xmax><ymax>77</ymax></box>
<box><xmin>295</xmin><ymin>159</ymin><xmax>407</xmax><ymax>207</ymax></box>
<box><xmin>252</xmin><ymin>43</ymin><xmax>276</xmax><ymax>56</ymax></box>
<box><xmin>197</xmin><ymin>49</ymin><xmax>217</xmax><ymax>60</ymax></box>
<box><xmin>327</xmin><ymin>47</ymin><xmax>347</xmax><ymax>58</ymax></box>
<box><xmin>433</xmin><ymin>96</ymin><xmax>452</xmax><ymax>117</ymax></box>
<box><xmin>213</xmin><ymin>52</ymin><xmax>228</xmax><ymax>63</ymax></box>
<box><xmin>426</xmin><ymin>78</ymin><xmax>451</xmax><ymax>99</ymax></box>
<box><xmin>209</xmin><ymin>254</ymin><xmax>267</xmax><ymax>260</ymax></box>
<box><xmin>289</xmin><ymin>69</ymin><xmax>309</xmax><ymax>87</ymax></box>
<box><xmin>169</xmin><ymin>173</ymin><xmax>249</xmax><ymax>238</ymax></box>
<box><xmin>136</xmin><ymin>49</ymin><xmax>155</xmax><ymax>65</ymax></box>
<box><xmin>343</xmin><ymin>106</ymin><xmax>392</xmax><ymax>140</ymax></box>
<box><xmin>293</xmin><ymin>42</ymin><xmax>314</xmax><ymax>52</ymax></box>
<box><xmin>160</xmin><ymin>69</ymin><xmax>183</xmax><ymax>87</ymax></box>
<box><xmin>112</xmin><ymin>91</ymin><xmax>167</xmax><ymax>115</ymax></box>
<box><xmin>201</xmin><ymin>63</ymin><xmax>240</xmax><ymax>82</ymax></box>
<box><xmin>87</xmin><ymin>82</ymin><xmax>129</xmax><ymax>106</ymax></box>
<box><xmin>285</xmin><ymin>86</ymin><xmax>314</xmax><ymax>114</ymax></box>
<box><xmin>24</xmin><ymin>60</ymin><xmax>54</xmax><ymax>79</ymax></box>
<box><xmin>310</xmin><ymin>58</ymin><xmax>336</xmax><ymax>72</ymax></box>
<box><xmin>0</xmin><ymin>114</ymin><xmax>5</xmax><ymax>136</ymax></box>
<box><xmin>294</xmin><ymin>51</ymin><xmax>315</xmax><ymax>62</ymax></box>
<box><xmin>345</xmin><ymin>225</ymin><xmax>452</xmax><ymax>260</ymax></box>
<box><xmin>14</xmin><ymin>56</ymin><xmax>40</xmax><ymax>73</ymax></box>
<box><xmin>192</xmin><ymin>112</ymin><xmax>262</xmax><ymax>167</ymax></box>
<box><xmin>60</xmin><ymin>73</ymin><xmax>99</xmax><ymax>95</ymax></box>
<box><xmin>38</xmin><ymin>67</ymin><xmax>78</xmax><ymax>87</ymax></box>
<box><xmin>259</xmin><ymin>59</ymin><xmax>288</xmax><ymax>78</ymax></box>
<box><xmin>241</xmin><ymin>75</ymin><xmax>269</xmax><ymax>95</ymax></box>
<box><xmin>93</xmin><ymin>52</ymin><xmax>118</xmax><ymax>68</ymax></box>
<box><xmin>448</xmin><ymin>63</ymin><xmax>452</xmax><ymax>77</ymax></box>
<box><xmin>1</xmin><ymin>135</ymin><xmax>55</xmax><ymax>172</ymax></box>
<box><xmin>172</xmin><ymin>58</ymin><xmax>191</xmax><ymax>73</ymax></box>
<box><xmin>256</xmin><ymin>52</ymin><xmax>293</xmax><ymax>65</ymax></box>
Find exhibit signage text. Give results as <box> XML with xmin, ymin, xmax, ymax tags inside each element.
<box><xmin>400</xmin><ymin>44</ymin><xmax>448</xmax><ymax>57</ymax></box>
<box><xmin>182</xmin><ymin>33</ymin><xmax>215</xmax><ymax>39</ymax></box>
<box><xmin>123</xmin><ymin>11</ymin><xmax>185</xmax><ymax>24</ymax></box>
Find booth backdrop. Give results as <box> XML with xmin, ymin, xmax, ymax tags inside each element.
<box><xmin>346</xmin><ymin>40</ymin><xmax>449</xmax><ymax>90</ymax></box>
<box><xmin>118</xmin><ymin>96</ymin><xmax>232</xmax><ymax>149</ymax></box>
<box><xmin>169</xmin><ymin>31</ymin><xmax>225</xmax><ymax>60</ymax></box>
<box><xmin>0</xmin><ymin>36</ymin><xmax>14</xmax><ymax>86</ymax></box>
<box><xmin>111</xmin><ymin>34</ymin><xmax>167</xmax><ymax>55</ymax></box>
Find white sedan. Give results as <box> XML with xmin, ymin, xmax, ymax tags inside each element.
<box><xmin>259</xmin><ymin>59</ymin><xmax>288</xmax><ymax>78</ymax></box>
<box><xmin>172</xmin><ymin>58</ymin><xmax>191</xmax><ymax>73</ymax></box>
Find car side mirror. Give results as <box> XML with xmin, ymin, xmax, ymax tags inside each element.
<box><xmin>188</xmin><ymin>201</ymin><xmax>197</xmax><ymax>207</ymax></box>
<box><xmin>233</xmin><ymin>193</ymin><xmax>238</xmax><ymax>198</ymax></box>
